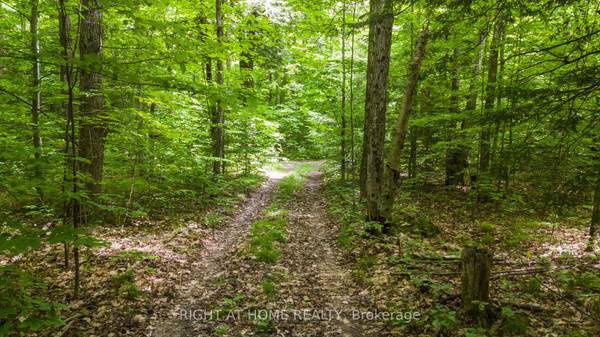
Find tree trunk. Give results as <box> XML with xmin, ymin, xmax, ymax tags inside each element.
<box><xmin>59</xmin><ymin>0</ymin><xmax>81</xmax><ymax>296</ymax></box>
<box><xmin>30</xmin><ymin>0</ymin><xmax>43</xmax><ymax>200</ymax></box>
<box><xmin>460</xmin><ymin>247</ymin><xmax>493</xmax><ymax>324</ymax></box>
<box><xmin>239</xmin><ymin>9</ymin><xmax>257</xmax><ymax>171</ymax></box>
<box><xmin>359</xmin><ymin>120</ymin><xmax>368</xmax><ymax>199</ymax></box>
<box><xmin>363</xmin><ymin>0</ymin><xmax>394</xmax><ymax>222</ymax></box>
<box><xmin>340</xmin><ymin>0</ymin><xmax>347</xmax><ymax>182</ymax></box>
<box><xmin>463</xmin><ymin>31</ymin><xmax>486</xmax><ymax>190</ymax></box>
<box><xmin>58</xmin><ymin>0</ymin><xmax>73</xmax><ymax>269</ymax></box>
<box><xmin>212</xmin><ymin>0</ymin><xmax>225</xmax><ymax>175</ymax></box>
<box><xmin>349</xmin><ymin>4</ymin><xmax>356</xmax><ymax>185</ymax></box>
<box><xmin>588</xmin><ymin>182</ymin><xmax>600</xmax><ymax>249</ymax></box>
<box><xmin>479</xmin><ymin>19</ymin><xmax>503</xmax><ymax>173</ymax></box>
<box><xmin>379</xmin><ymin>27</ymin><xmax>429</xmax><ymax>224</ymax></box>
<box><xmin>79</xmin><ymin>0</ymin><xmax>106</xmax><ymax>196</ymax></box>
<box><xmin>445</xmin><ymin>48</ymin><xmax>467</xmax><ymax>186</ymax></box>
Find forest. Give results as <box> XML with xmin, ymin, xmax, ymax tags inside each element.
<box><xmin>0</xmin><ymin>0</ymin><xmax>599</xmax><ymax>336</ymax></box>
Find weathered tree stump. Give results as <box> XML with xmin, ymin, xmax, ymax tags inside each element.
<box><xmin>460</xmin><ymin>246</ymin><xmax>493</xmax><ymax>324</ymax></box>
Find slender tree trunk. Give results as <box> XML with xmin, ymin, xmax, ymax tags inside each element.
<box><xmin>493</xmin><ymin>29</ymin><xmax>506</xmax><ymax>187</ymax></box>
<box><xmin>79</xmin><ymin>0</ymin><xmax>106</xmax><ymax>197</ymax></box>
<box><xmin>359</xmin><ymin>129</ymin><xmax>368</xmax><ymax>199</ymax></box>
<box><xmin>445</xmin><ymin>47</ymin><xmax>466</xmax><ymax>186</ymax></box>
<box><xmin>588</xmin><ymin>180</ymin><xmax>600</xmax><ymax>250</ymax></box>
<box><xmin>587</xmin><ymin>139</ymin><xmax>600</xmax><ymax>250</ymax></box>
<box><xmin>464</xmin><ymin>31</ymin><xmax>486</xmax><ymax>190</ymax></box>
<box><xmin>479</xmin><ymin>19</ymin><xmax>503</xmax><ymax>173</ymax></box>
<box><xmin>30</xmin><ymin>0</ymin><xmax>43</xmax><ymax>200</ymax></box>
<box><xmin>58</xmin><ymin>0</ymin><xmax>73</xmax><ymax>269</ymax></box>
<box><xmin>239</xmin><ymin>10</ymin><xmax>257</xmax><ymax>171</ymax></box>
<box><xmin>279</xmin><ymin>67</ymin><xmax>287</xmax><ymax>104</ymax></box>
<box><xmin>340</xmin><ymin>0</ymin><xmax>347</xmax><ymax>182</ymax></box>
<box><xmin>380</xmin><ymin>26</ymin><xmax>429</xmax><ymax>224</ymax></box>
<box><xmin>363</xmin><ymin>0</ymin><xmax>394</xmax><ymax>222</ymax></box>
<box><xmin>59</xmin><ymin>0</ymin><xmax>80</xmax><ymax>297</ymax></box>
<box><xmin>268</xmin><ymin>71</ymin><xmax>273</xmax><ymax>104</ymax></box>
<box><xmin>212</xmin><ymin>0</ymin><xmax>225</xmax><ymax>175</ymax></box>
<box><xmin>349</xmin><ymin>4</ymin><xmax>356</xmax><ymax>185</ymax></box>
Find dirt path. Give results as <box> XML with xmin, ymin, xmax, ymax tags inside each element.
<box><xmin>149</xmin><ymin>163</ymin><xmax>382</xmax><ymax>336</ymax></box>
<box><xmin>270</xmin><ymin>169</ymin><xmax>375</xmax><ymax>337</ymax></box>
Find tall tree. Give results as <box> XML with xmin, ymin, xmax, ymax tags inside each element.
<box><xmin>58</xmin><ymin>0</ymin><xmax>73</xmax><ymax>269</ymax></box>
<box><xmin>380</xmin><ymin>26</ymin><xmax>429</xmax><ymax>223</ymax></box>
<box><xmin>587</xmin><ymin>138</ymin><xmax>600</xmax><ymax>250</ymax></box>
<box><xmin>363</xmin><ymin>0</ymin><xmax>394</xmax><ymax>221</ymax></box>
<box><xmin>78</xmin><ymin>0</ymin><xmax>106</xmax><ymax>196</ymax></box>
<box><xmin>479</xmin><ymin>17</ymin><xmax>503</xmax><ymax>173</ymax></box>
<box><xmin>59</xmin><ymin>0</ymin><xmax>81</xmax><ymax>296</ymax></box>
<box><xmin>463</xmin><ymin>30</ymin><xmax>487</xmax><ymax>190</ymax></box>
<box><xmin>30</xmin><ymin>0</ymin><xmax>43</xmax><ymax>200</ymax></box>
<box><xmin>445</xmin><ymin>47</ymin><xmax>468</xmax><ymax>186</ymax></box>
<box><xmin>340</xmin><ymin>0</ymin><xmax>347</xmax><ymax>182</ymax></box>
<box><xmin>212</xmin><ymin>0</ymin><xmax>225</xmax><ymax>175</ymax></box>
<box><xmin>349</xmin><ymin>3</ymin><xmax>357</xmax><ymax>185</ymax></box>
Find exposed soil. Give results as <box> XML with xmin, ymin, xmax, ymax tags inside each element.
<box><xmin>149</xmin><ymin>163</ymin><xmax>386</xmax><ymax>336</ymax></box>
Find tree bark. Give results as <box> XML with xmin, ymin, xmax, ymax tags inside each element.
<box><xmin>212</xmin><ymin>0</ymin><xmax>225</xmax><ymax>175</ymax></box>
<box><xmin>460</xmin><ymin>247</ymin><xmax>493</xmax><ymax>324</ymax></box>
<box><xmin>30</xmin><ymin>0</ymin><xmax>43</xmax><ymax>200</ymax></box>
<box><xmin>349</xmin><ymin>4</ymin><xmax>356</xmax><ymax>185</ymax></box>
<box><xmin>78</xmin><ymin>0</ymin><xmax>106</xmax><ymax>196</ymax></box>
<box><xmin>58</xmin><ymin>0</ymin><xmax>73</xmax><ymax>269</ymax></box>
<box><xmin>479</xmin><ymin>19</ymin><xmax>503</xmax><ymax>173</ymax></box>
<box><xmin>363</xmin><ymin>0</ymin><xmax>394</xmax><ymax>222</ymax></box>
<box><xmin>340</xmin><ymin>0</ymin><xmax>347</xmax><ymax>182</ymax></box>
<box><xmin>59</xmin><ymin>0</ymin><xmax>81</xmax><ymax>296</ymax></box>
<box><xmin>379</xmin><ymin>26</ymin><xmax>429</xmax><ymax>224</ymax></box>
<box><xmin>360</xmin><ymin>121</ymin><xmax>368</xmax><ymax>199</ymax></box>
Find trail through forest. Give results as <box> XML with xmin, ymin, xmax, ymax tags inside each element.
<box><xmin>151</xmin><ymin>162</ymin><xmax>380</xmax><ymax>337</ymax></box>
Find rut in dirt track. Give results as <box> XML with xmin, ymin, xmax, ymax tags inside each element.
<box><xmin>149</xmin><ymin>162</ymin><xmax>299</xmax><ymax>336</ymax></box>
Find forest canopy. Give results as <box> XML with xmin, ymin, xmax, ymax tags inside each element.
<box><xmin>0</xmin><ymin>0</ymin><xmax>599</xmax><ymax>336</ymax></box>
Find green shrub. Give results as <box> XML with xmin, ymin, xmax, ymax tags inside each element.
<box><xmin>111</xmin><ymin>269</ymin><xmax>141</xmax><ymax>300</ymax></box>
<box><xmin>0</xmin><ymin>266</ymin><xmax>62</xmax><ymax>336</ymax></box>
<box><xmin>501</xmin><ymin>307</ymin><xmax>528</xmax><ymax>336</ymax></box>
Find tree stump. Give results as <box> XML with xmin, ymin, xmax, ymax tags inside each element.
<box><xmin>460</xmin><ymin>246</ymin><xmax>493</xmax><ymax>324</ymax></box>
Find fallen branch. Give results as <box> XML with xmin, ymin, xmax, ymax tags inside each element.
<box><xmin>497</xmin><ymin>301</ymin><xmax>555</xmax><ymax>313</ymax></box>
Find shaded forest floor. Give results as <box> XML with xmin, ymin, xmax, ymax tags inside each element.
<box><xmin>323</xmin><ymin>165</ymin><xmax>600</xmax><ymax>336</ymax></box>
<box><xmin>6</xmin><ymin>162</ymin><xmax>600</xmax><ymax>336</ymax></box>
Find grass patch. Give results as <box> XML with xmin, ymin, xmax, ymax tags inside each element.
<box><xmin>261</xmin><ymin>279</ymin><xmax>276</xmax><ymax>297</ymax></box>
<box><xmin>213</xmin><ymin>324</ymin><xmax>230</xmax><ymax>336</ymax></box>
<box><xmin>276</xmin><ymin>174</ymin><xmax>305</xmax><ymax>200</ymax></box>
<box><xmin>274</xmin><ymin>162</ymin><xmax>315</xmax><ymax>202</ymax></box>
<box><xmin>204</xmin><ymin>211</ymin><xmax>226</xmax><ymax>230</ymax></box>
<box><xmin>254</xmin><ymin>317</ymin><xmax>275</xmax><ymax>334</ymax></box>
<box><xmin>249</xmin><ymin>217</ymin><xmax>287</xmax><ymax>263</ymax></box>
